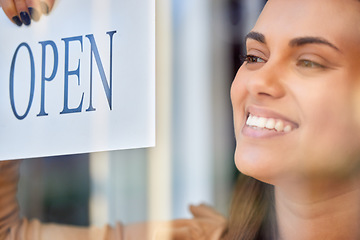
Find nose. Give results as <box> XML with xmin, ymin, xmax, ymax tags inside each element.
<box><xmin>245</xmin><ymin>64</ymin><xmax>286</xmax><ymax>100</ymax></box>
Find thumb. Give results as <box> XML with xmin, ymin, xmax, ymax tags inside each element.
<box><xmin>189</xmin><ymin>204</ymin><xmax>226</xmax><ymax>222</ymax></box>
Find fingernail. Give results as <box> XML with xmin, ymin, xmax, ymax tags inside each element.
<box><xmin>28</xmin><ymin>7</ymin><xmax>40</xmax><ymax>21</ymax></box>
<box><xmin>40</xmin><ymin>2</ymin><xmax>49</xmax><ymax>14</ymax></box>
<box><xmin>12</xmin><ymin>16</ymin><xmax>22</xmax><ymax>27</ymax></box>
<box><xmin>20</xmin><ymin>12</ymin><xmax>31</xmax><ymax>26</ymax></box>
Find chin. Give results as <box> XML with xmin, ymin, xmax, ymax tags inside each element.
<box><xmin>234</xmin><ymin>147</ymin><xmax>277</xmax><ymax>185</ymax></box>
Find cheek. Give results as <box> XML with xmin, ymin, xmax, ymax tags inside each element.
<box><xmin>230</xmin><ymin>68</ymin><xmax>248</xmax><ymax>134</ymax></box>
<box><xmin>295</xmin><ymin>83</ymin><xmax>360</xmax><ymax>176</ymax></box>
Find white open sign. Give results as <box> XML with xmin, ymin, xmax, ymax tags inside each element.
<box><xmin>0</xmin><ymin>0</ymin><xmax>155</xmax><ymax>160</ymax></box>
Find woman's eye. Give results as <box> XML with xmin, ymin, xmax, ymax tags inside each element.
<box><xmin>297</xmin><ymin>59</ymin><xmax>325</xmax><ymax>69</ymax></box>
<box><xmin>244</xmin><ymin>55</ymin><xmax>266</xmax><ymax>64</ymax></box>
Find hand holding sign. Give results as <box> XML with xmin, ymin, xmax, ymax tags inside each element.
<box><xmin>0</xmin><ymin>0</ymin><xmax>155</xmax><ymax>160</ymax></box>
<box><xmin>0</xmin><ymin>0</ymin><xmax>55</xmax><ymax>26</ymax></box>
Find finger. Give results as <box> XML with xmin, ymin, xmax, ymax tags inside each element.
<box><xmin>25</xmin><ymin>0</ymin><xmax>42</xmax><ymax>21</ymax></box>
<box><xmin>155</xmin><ymin>226</ymin><xmax>200</xmax><ymax>240</ymax></box>
<box><xmin>39</xmin><ymin>0</ymin><xmax>54</xmax><ymax>15</ymax></box>
<box><xmin>189</xmin><ymin>204</ymin><xmax>226</xmax><ymax>221</ymax></box>
<box><xmin>13</xmin><ymin>0</ymin><xmax>31</xmax><ymax>25</ymax></box>
<box><xmin>0</xmin><ymin>0</ymin><xmax>22</xmax><ymax>26</ymax></box>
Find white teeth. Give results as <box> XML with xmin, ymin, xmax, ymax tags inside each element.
<box><xmin>246</xmin><ymin>114</ymin><xmax>293</xmax><ymax>133</ymax></box>
<box><xmin>275</xmin><ymin>121</ymin><xmax>284</xmax><ymax>131</ymax></box>
<box><xmin>284</xmin><ymin>125</ymin><xmax>292</xmax><ymax>133</ymax></box>
<box><xmin>265</xmin><ymin>118</ymin><xmax>276</xmax><ymax>129</ymax></box>
<box><xmin>246</xmin><ymin>116</ymin><xmax>251</xmax><ymax>125</ymax></box>
<box><xmin>258</xmin><ymin>117</ymin><xmax>267</xmax><ymax>128</ymax></box>
<box><xmin>253</xmin><ymin>116</ymin><xmax>259</xmax><ymax>125</ymax></box>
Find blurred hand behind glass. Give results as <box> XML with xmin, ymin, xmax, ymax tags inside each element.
<box><xmin>0</xmin><ymin>0</ymin><xmax>55</xmax><ymax>26</ymax></box>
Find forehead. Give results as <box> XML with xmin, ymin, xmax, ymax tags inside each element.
<box><xmin>252</xmin><ymin>0</ymin><xmax>360</xmax><ymax>49</ymax></box>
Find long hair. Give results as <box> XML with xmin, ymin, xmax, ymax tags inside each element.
<box><xmin>223</xmin><ymin>174</ymin><xmax>276</xmax><ymax>240</ymax></box>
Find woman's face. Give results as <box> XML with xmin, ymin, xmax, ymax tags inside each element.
<box><xmin>231</xmin><ymin>0</ymin><xmax>360</xmax><ymax>184</ymax></box>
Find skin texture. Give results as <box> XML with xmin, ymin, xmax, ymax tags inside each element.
<box><xmin>232</xmin><ymin>0</ymin><xmax>360</xmax><ymax>186</ymax></box>
<box><xmin>0</xmin><ymin>0</ymin><xmax>55</xmax><ymax>26</ymax></box>
<box><xmin>231</xmin><ymin>0</ymin><xmax>360</xmax><ymax>239</ymax></box>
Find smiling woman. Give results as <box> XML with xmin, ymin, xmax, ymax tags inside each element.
<box><xmin>2</xmin><ymin>0</ymin><xmax>360</xmax><ymax>239</ymax></box>
<box><xmin>227</xmin><ymin>0</ymin><xmax>360</xmax><ymax>239</ymax></box>
<box><xmin>234</xmin><ymin>0</ymin><xmax>360</xmax><ymax>187</ymax></box>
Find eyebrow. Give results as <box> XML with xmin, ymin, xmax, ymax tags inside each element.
<box><xmin>289</xmin><ymin>37</ymin><xmax>340</xmax><ymax>52</ymax></box>
<box><xmin>245</xmin><ymin>31</ymin><xmax>266</xmax><ymax>44</ymax></box>
<box><xmin>245</xmin><ymin>31</ymin><xmax>341</xmax><ymax>52</ymax></box>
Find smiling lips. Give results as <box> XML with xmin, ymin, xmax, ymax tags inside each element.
<box><xmin>246</xmin><ymin>114</ymin><xmax>293</xmax><ymax>132</ymax></box>
<box><xmin>241</xmin><ymin>106</ymin><xmax>299</xmax><ymax>138</ymax></box>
